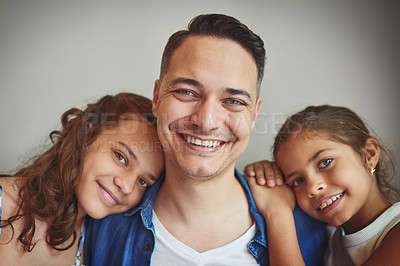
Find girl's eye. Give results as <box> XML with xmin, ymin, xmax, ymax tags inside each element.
<box><xmin>114</xmin><ymin>152</ymin><xmax>127</xmax><ymax>165</ymax></box>
<box><xmin>291</xmin><ymin>178</ymin><xmax>304</xmax><ymax>188</ymax></box>
<box><xmin>138</xmin><ymin>178</ymin><xmax>149</xmax><ymax>189</ymax></box>
<box><xmin>318</xmin><ymin>158</ymin><xmax>333</xmax><ymax>169</ymax></box>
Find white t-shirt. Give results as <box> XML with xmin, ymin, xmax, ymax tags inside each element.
<box><xmin>325</xmin><ymin>202</ymin><xmax>400</xmax><ymax>266</ymax></box>
<box><xmin>151</xmin><ymin>210</ymin><xmax>259</xmax><ymax>266</ymax></box>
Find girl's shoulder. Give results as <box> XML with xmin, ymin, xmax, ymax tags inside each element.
<box><xmin>365</xmin><ymin>204</ymin><xmax>400</xmax><ymax>264</ymax></box>
<box><xmin>0</xmin><ymin>175</ymin><xmax>24</xmax><ymax>188</ymax></box>
<box><xmin>0</xmin><ymin>176</ymin><xmax>23</xmax><ymax>194</ymax></box>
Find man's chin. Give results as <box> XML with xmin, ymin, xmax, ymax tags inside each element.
<box><xmin>176</xmin><ymin>165</ymin><xmax>222</xmax><ymax>181</ymax></box>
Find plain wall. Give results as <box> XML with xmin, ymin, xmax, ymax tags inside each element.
<box><xmin>1</xmin><ymin>0</ymin><xmax>399</xmax><ymax>188</ymax></box>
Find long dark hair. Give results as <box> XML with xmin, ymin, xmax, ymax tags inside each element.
<box><xmin>1</xmin><ymin>92</ymin><xmax>155</xmax><ymax>251</ymax></box>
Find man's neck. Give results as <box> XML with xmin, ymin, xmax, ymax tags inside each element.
<box><xmin>153</xmin><ymin>165</ymin><xmax>254</xmax><ymax>252</ymax></box>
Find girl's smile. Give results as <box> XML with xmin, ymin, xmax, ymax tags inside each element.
<box><xmin>316</xmin><ymin>192</ymin><xmax>344</xmax><ymax>214</ymax></box>
<box><xmin>75</xmin><ymin>118</ymin><xmax>164</xmax><ymax>219</ymax></box>
<box><xmin>276</xmin><ymin>132</ymin><xmax>383</xmax><ymax>233</ymax></box>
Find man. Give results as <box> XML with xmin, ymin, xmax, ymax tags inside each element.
<box><xmin>84</xmin><ymin>14</ymin><xmax>326</xmax><ymax>265</ymax></box>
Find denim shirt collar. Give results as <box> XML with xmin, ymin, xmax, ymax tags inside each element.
<box><xmin>124</xmin><ymin>169</ymin><xmax>267</xmax><ymax>250</ymax></box>
<box><xmin>234</xmin><ymin>169</ymin><xmax>267</xmax><ymax>247</ymax></box>
<box><xmin>124</xmin><ymin>172</ymin><xmax>165</xmax><ymax>229</ymax></box>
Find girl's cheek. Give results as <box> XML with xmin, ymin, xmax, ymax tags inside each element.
<box><xmin>295</xmin><ymin>191</ymin><xmax>308</xmax><ymax>209</ymax></box>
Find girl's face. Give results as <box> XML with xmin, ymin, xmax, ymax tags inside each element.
<box><xmin>276</xmin><ymin>133</ymin><xmax>379</xmax><ymax>229</ymax></box>
<box><xmin>75</xmin><ymin>118</ymin><xmax>165</xmax><ymax>219</ymax></box>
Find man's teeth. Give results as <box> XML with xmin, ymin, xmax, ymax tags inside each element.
<box><xmin>319</xmin><ymin>193</ymin><xmax>343</xmax><ymax>210</ymax></box>
<box><xmin>186</xmin><ymin>136</ymin><xmax>221</xmax><ymax>148</ymax></box>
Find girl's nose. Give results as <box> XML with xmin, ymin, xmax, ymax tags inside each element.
<box><xmin>307</xmin><ymin>176</ymin><xmax>326</xmax><ymax>198</ymax></box>
<box><xmin>113</xmin><ymin>174</ymin><xmax>135</xmax><ymax>195</ymax></box>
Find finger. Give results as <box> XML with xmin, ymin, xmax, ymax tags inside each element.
<box><xmin>262</xmin><ymin>162</ymin><xmax>277</xmax><ymax>188</ymax></box>
<box><xmin>273</xmin><ymin>164</ymin><xmax>284</xmax><ymax>186</ymax></box>
<box><xmin>254</xmin><ymin>162</ymin><xmax>267</xmax><ymax>186</ymax></box>
<box><xmin>246</xmin><ymin>174</ymin><xmax>257</xmax><ymax>184</ymax></box>
<box><xmin>244</xmin><ymin>164</ymin><xmax>256</xmax><ymax>177</ymax></box>
<box><xmin>245</xmin><ymin>173</ymin><xmax>258</xmax><ymax>190</ymax></box>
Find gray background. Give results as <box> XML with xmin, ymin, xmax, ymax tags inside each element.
<box><xmin>1</xmin><ymin>0</ymin><xmax>399</xmax><ymax>188</ymax></box>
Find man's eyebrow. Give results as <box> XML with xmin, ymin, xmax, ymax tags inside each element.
<box><xmin>170</xmin><ymin>77</ymin><xmax>204</xmax><ymax>89</ymax></box>
<box><xmin>225</xmin><ymin>88</ymin><xmax>252</xmax><ymax>103</ymax></box>
<box><xmin>118</xmin><ymin>142</ymin><xmax>137</xmax><ymax>162</ymax></box>
<box><xmin>285</xmin><ymin>149</ymin><xmax>329</xmax><ymax>180</ymax></box>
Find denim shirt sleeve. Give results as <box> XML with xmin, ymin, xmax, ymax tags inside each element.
<box><xmin>84</xmin><ymin>174</ymin><xmax>164</xmax><ymax>266</ymax></box>
<box><xmin>236</xmin><ymin>169</ymin><xmax>327</xmax><ymax>266</ymax></box>
<box><xmin>293</xmin><ymin>205</ymin><xmax>327</xmax><ymax>266</ymax></box>
<box><xmin>84</xmin><ymin>213</ymin><xmax>155</xmax><ymax>265</ymax></box>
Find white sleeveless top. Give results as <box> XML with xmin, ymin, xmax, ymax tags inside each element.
<box><xmin>151</xmin><ymin>210</ymin><xmax>258</xmax><ymax>266</ymax></box>
<box><xmin>325</xmin><ymin>202</ymin><xmax>400</xmax><ymax>266</ymax></box>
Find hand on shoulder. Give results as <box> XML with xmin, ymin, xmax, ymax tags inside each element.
<box><xmin>244</xmin><ymin>166</ymin><xmax>295</xmax><ymax>219</ymax></box>
<box><xmin>244</xmin><ymin>160</ymin><xmax>284</xmax><ymax>187</ymax></box>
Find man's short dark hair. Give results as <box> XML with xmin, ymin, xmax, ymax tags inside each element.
<box><xmin>159</xmin><ymin>13</ymin><xmax>266</xmax><ymax>98</ymax></box>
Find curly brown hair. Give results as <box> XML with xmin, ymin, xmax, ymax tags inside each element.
<box><xmin>1</xmin><ymin>92</ymin><xmax>155</xmax><ymax>252</ymax></box>
<box><xmin>273</xmin><ymin>105</ymin><xmax>399</xmax><ymax>203</ymax></box>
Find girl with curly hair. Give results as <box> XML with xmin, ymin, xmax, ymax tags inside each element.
<box><xmin>0</xmin><ymin>92</ymin><xmax>164</xmax><ymax>265</ymax></box>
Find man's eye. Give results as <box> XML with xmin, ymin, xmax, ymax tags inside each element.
<box><xmin>318</xmin><ymin>158</ymin><xmax>333</xmax><ymax>168</ymax></box>
<box><xmin>223</xmin><ymin>99</ymin><xmax>247</xmax><ymax>111</ymax></box>
<box><xmin>114</xmin><ymin>152</ymin><xmax>127</xmax><ymax>165</ymax></box>
<box><xmin>227</xmin><ymin>99</ymin><xmax>243</xmax><ymax>105</ymax></box>
<box><xmin>178</xmin><ymin>90</ymin><xmax>194</xmax><ymax>96</ymax></box>
<box><xmin>139</xmin><ymin>178</ymin><xmax>149</xmax><ymax>188</ymax></box>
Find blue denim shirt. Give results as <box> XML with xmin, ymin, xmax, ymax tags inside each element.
<box><xmin>85</xmin><ymin>169</ymin><xmax>326</xmax><ymax>265</ymax></box>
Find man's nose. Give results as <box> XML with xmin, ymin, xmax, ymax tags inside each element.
<box><xmin>189</xmin><ymin>98</ymin><xmax>224</xmax><ymax>133</ymax></box>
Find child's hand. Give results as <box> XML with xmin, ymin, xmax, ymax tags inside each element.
<box><xmin>244</xmin><ymin>160</ymin><xmax>283</xmax><ymax>187</ymax></box>
<box><xmin>246</xmin><ymin>173</ymin><xmax>296</xmax><ymax>217</ymax></box>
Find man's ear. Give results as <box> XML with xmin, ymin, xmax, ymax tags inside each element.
<box><xmin>251</xmin><ymin>96</ymin><xmax>263</xmax><ymax>130</ymax></box>
<box><xmin>365</xmin><ymin>137</ymin><xmax>380</xmax><ymax>169</ymax></box>
<box><xmin>152</xmin><ymin>79</ymin><xmax>160</xmax><ymax>118</ymax></box>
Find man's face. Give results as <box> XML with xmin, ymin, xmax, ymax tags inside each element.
<box><xmin>152</xmin><ymin>35</ymin><xmax>262</xmax><ymax>180</ymax></box>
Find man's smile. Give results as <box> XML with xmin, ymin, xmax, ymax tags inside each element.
<box><xmin>184</xmin><ymin>134</ymin><xmax>223</xmax><ymax>148</ymax></box>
